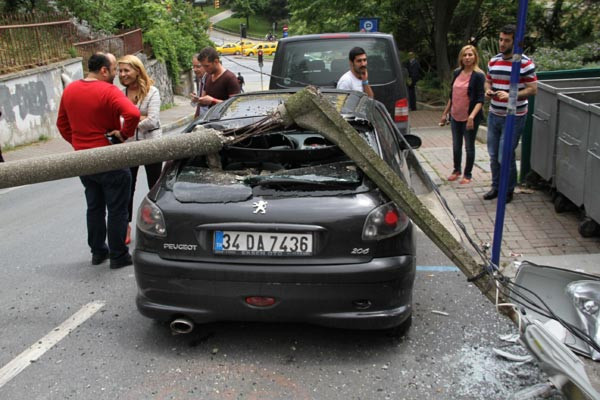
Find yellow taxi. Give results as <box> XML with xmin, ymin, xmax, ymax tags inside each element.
<box><xmin>215</xmin><ymin>41</ymin><xmax>255</xmax><ymax>56</ymax></box>
<box><xmin>215</xmin><ymin>42</ymin><xmax>240</xmax><ymax>55</ymax></box>
<box><xmin>243</xmin><ymin>42</ymin><xmax>278</xmax><ymax>57</ymax></box>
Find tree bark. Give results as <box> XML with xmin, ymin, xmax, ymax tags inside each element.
<box><xmin>0</xmin><ymin>128</ymin><xmax>225</xmax><ymax>189</ymax></box>
<box><xmin>432</xmin><ymin>0</ymin><xmax>460</xmax><ymax>82</ymax></box>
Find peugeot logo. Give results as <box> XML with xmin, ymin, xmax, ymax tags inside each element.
<box><xmin>253</xmin><ymin>200</ymin><xmax>268</xmax><ymax>214</ymax></box>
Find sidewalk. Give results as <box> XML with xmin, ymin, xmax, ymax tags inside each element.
<box><xmin>410</xmin><ymin>110</ymin><xmax>600</xmax><ymax>271</ymax></box>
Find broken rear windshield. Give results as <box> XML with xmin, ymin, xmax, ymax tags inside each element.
<box><xmin>172</xmin><ymin>161</ymin><xmax>365</xmax><ymax>203</ymax></box>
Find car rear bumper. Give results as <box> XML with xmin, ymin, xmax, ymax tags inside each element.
<box><xmin>134</xmin><ymin>250</ymin><xmax>415</xmax><ymax>330</ymax></box>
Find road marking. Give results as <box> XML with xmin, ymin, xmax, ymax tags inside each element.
<box><xmin>0</xmin><ymin>301</ymin><xmax>105</xmax><ymax>388</ymax></box>
<box><xmin>417</xmin><ymin>265</ymin><xmax>460</xmax><ymax>272</ymax></box>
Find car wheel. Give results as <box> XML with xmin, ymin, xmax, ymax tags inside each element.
<box><xmin>248</xmin><ymin>52</ymin><xmax>254</xmax><ymax>57</ymax></box>
<box><xmin>235</xmin><ymin>51</ymin><xmax>240</xmax><ymax>55</ymax></box>
<box><xmin>217</xmin><ymin>52</ymin><xmax>222</xmax><ymax>56</ymax></box>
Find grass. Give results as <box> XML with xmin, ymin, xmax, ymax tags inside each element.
<box><xmin>214</xmin><ymin>14</ymin><xmax>279</xmax><ymax>39</ymax></box>
<box><xmin>3</xmin><ymin>134</ymin><xmax>51</xmax><ymax>153</ymax></box>
<box><xmin>199</xmin><ymin>4</ymin><xmax>223</xmax><ymax>18</ymax></box>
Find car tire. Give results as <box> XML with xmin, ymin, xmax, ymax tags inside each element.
<box><xmin>248</xmin><ymin>52</ymin><xmax>254</xmax><ymax>57</ymax></box>
<box><xmin>384</xmin><ymin>313</ymin><xmax>412</xmax><ymax>338</ymax></box>
<box><xmin>235</xmin><ymin>51</ymin><xmax>240</xmax><ymax>55</ymax></box>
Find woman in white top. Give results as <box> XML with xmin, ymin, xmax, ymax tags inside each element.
<box><xmin>118</xmin><ymin>54</ymin><xmax>163</xmax><ymax>244</ymax></box>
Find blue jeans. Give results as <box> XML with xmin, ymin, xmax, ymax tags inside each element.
<box><xmin>80</xmin><ymin>168</ymin><xmax>131</xmax><ymax>261</ymax></box>
<box><xmin>451</xmin><ymin>118</ymin><xmax>479</xmax><ymax>179</ymax></box>
<box><xmin>487</xmin><ymin>113</ymin><xmax>527</xmax><ymax>193</ymax></box>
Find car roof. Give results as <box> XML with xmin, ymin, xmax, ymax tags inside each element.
<box><xmin>278</xmin><ymin>32</ymin><xmax>395</xmax><ymax>44</ymax></box>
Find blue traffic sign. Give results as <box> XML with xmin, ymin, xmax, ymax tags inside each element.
<box><xmin>359</xmin><ymin>18</ymin><xmax>379</xmax><ymax>32</ymax></box>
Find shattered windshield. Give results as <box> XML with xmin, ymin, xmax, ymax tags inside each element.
<box><xmin>172</xmin><ymin>161</ymin><xmax>365</xmax><ymax>203</ymax></box>
<box><xmin>244</xmin><ymin>161</ymin><xmax>360</xmax><ymax>188</ymax></box>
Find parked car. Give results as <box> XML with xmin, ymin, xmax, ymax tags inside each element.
<box><xmin>133</xmin><ymin>89</ymin><xmax>420</xmax><ymax>334</ymax></box>
<box><xmin>269</xmin><ymin>33</ymin><xmax>409</xmax><ymax>134</ymax></box>
<box><xmin>243</xmin><ymin>42</ymin><xmax>278</xmax><ymax>57</ymax></box>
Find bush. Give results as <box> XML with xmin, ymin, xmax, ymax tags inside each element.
<box><xmin>60</xmin><ymin>0</ymin><xmax>211</xmax><ymax>83</ymax></box>
<box><xmin>533</xmin><ymin>39</ymin><xmax>600</xmax><ymax>71</ymax></box>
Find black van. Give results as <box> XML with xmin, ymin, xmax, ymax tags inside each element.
<box><xmin>269</xmin><ymin>32</ymin><xmax>409</xmax><ymax>134</ymax></box>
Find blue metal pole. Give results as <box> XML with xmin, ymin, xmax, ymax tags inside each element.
<box><xmin>491</xmin><ymin>0</ymin><xmax>529</xmax><ymax>267</ymax></box>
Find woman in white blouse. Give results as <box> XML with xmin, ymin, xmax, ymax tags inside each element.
<box><xmin>118</xmin><ymin>54</ymin><xmax>163</xmax><ymax>244</ymax></box>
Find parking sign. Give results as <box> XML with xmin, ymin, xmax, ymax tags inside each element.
<box><xmin>359</xmin><ymin>18</ymin><xmax>379</xmax><ymax>33</ymax></box>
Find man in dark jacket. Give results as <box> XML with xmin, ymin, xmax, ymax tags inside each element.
<box><xmin>406</xmin><ymin>52</ymin><xmax>421</xmax><ymax>111</ymax></box>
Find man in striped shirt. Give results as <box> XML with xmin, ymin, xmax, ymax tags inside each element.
<box><xmin>483</xmin><ymin>24</ymin><xmax>537</xmax><ymax>203</ymax></box>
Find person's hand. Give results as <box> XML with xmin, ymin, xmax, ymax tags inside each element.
<box><xmin>466</xmin><ymin>116</ymin><xmax>474</xmax><ymax>130</ymax></box>
<box><xmin>495</xmin><ymin>90</ymin><xmax>509</xmax><ymax>100</ymax></box>
<box><xmin>360</xmin><ymin>68</ymin><xmax>369</xmax><ymax>83</ymax></box>
<box><xmin>189</xmin><ymin>92</ymin><xmax>199</xmax><ymax>104</ymax></box>
<box><xmin>106</xmin><ymin>130</ymin><xmax>124</xmax><ymax>143</ymax></box>
<box><xmin>485</xmin><ymin>89</ymin><xmax>496</xmax><ymax>98</ymax></box>
<box><xmin>439</xmin><ymin>114</ymin><xmax>448</xmax><ymax>126</ymax></box>
<box><xmin>198</xmin><ymin>95</ymin><xmax>217</xmax><ymax>106</ymax></box>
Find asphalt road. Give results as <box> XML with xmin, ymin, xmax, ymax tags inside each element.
<box><xmin>0</xmin><ymin>175</ymin><xmax>561</xmax><ymax>400</ymax></box>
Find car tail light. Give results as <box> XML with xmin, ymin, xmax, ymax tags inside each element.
<box><xmin>246</xmin><ymin>296</ymin><xmax>276</xmax><ymax>307</ymax></box>
<box><xmin>137</xmin><ymin>196</ymin><xmax>167</xmax><ymax>237</ymax></box>
<box><xmin>362</xmin><ymin>202</ymin><xmax>409</xmax><ymax>241</ymax></box>
<box><xmin>394</xmin><ymin>98</ymin><xmax>409</xmax><ymax>122</ymax></box>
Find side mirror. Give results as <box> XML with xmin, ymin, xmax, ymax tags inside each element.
<box><xmin>400</xmin><ymin>133</ymin><xmax>422</xmax><ymax>150</ymax></box>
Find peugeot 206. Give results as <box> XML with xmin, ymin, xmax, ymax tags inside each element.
<box><xmin>133</xmin><ymin>89</ymin><xmax>421</xmax><ymax>334</ymax></box>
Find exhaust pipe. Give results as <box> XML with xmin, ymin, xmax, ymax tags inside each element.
<box><xmin>170</xmin><ymin>318</ymin><xmax>194</xmax><ymax>334</ymax></box>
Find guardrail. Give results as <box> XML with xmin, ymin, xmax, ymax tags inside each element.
<box><xmin>0</xmin><ymin>13</ymin><xmax>76</xmax><ymax>75</ymax></box>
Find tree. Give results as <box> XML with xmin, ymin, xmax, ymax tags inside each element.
<box><xmin>230</xmin><ymin>0</ymin><xmax>265</xmax><ymax>30</ymax></box>
<box><xmin>259</xmin><ymin>0</ymin><xmax>288</xmax><ymax>25</ymax></box>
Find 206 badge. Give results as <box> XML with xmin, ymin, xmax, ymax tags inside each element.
<box><xmin>253</xmin><ymin>200</ymin><xmax>268</xmax><ymax>214</ymax></box>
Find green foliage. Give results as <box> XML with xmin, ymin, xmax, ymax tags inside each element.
<box><xmin>533</xmin><ymin>39</ymin><xmax>600</xmax><ymax>71</ymax></box>
<box><xmin>57</xmin><ymin>0</ymin><xmax>211</xmax><ymax>83</ymax></box>
<box><xmin>215</xmin><ymin>13</ymin><xmax>275</xmax><ymax>38</ymax></box>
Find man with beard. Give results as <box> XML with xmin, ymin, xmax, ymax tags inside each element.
<box><xmin>336</xmin><ymin>47</ymin><xmax>374</xmax><ymax>98</ymax></box>
<box><xmin>195</xmin><ymin>47</ymin><xmax>241</xmax><ymax>107</ymax></box>
<box><xmin>57</xmin><ymin>53</ymin><xmax>140</xmax><ymax>269</ymax></box>
<box><xmin>483</xmin><ymin>24</ymin><xmax>537</xmax><ymax>203</ymax></box>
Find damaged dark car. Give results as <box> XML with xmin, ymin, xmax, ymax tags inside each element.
<box><xmin>133</xmin><ymin>90</ymin><xmax>420</xmax><ymax>333</ymax></box>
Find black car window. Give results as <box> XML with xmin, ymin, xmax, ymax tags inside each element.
<box><xmin>278</xmin><ymin>38</ymin><xmax>397</xmax><ymax>87</ymax></box>
<box><xmin>369</xmin><ymin>105</ymin><xmax>403</xmax><ymax>173</ymax></box>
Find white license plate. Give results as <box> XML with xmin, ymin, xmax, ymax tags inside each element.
<box><xmin>214</xmin><ymin>230</ymin><xmax>313</xmax><ymax>256</ymax></box>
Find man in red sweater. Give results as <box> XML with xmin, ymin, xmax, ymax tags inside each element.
<box><xmin>57</xmin><ymin>53</ymin><xmax>140</xmax><ymax>269</ymax></box>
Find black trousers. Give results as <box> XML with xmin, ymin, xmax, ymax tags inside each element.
<box><xmin>128</xmin><ymin>162</ymin><xmax>163</xmax><ymax>222</ymax></box>
<box><xmin>80</xmin><ymin>168</ymin><xmax>131</xmax><ymax>260</ymax></box>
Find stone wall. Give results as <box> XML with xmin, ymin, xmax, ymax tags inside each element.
<box><xmin>0</xmin><ymin>59</ymin><xmax>83</xmax><ymax>148</ymax></box>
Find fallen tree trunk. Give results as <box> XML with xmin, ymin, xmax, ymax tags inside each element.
<box><xmin>0</xmin><ymin>129</ymin><xmax>225</xmax><ymax>190</ymax></box>
<box><xmin>278</xmin><ymin>87</ymin><xmax>501</xmax><ymax>307</ymax></box>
